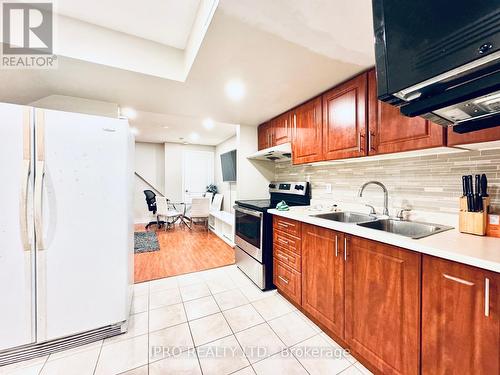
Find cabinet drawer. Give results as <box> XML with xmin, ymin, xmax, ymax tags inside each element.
<box><xmin>274</xmin><ymin>245</ymin><xmax>301</xmax><ymax>272</ymax></box>
<box><xmin>273</xmin><ymin>230</ymin><xmax>301</xmax><ymax>255</ymax></box>
<box><xmin>273</xmin><ymin>216</ymin><xmax>301</xmax><ymax>237</ymax></box>
<box><xmin>273</xmin><ymin>259</ymin><xmax>301</xmax><ymax>305</ymax></box>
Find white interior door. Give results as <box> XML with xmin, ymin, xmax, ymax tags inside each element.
<box><xmin>36</xmin><ymin>109</ymin><xmax>132</xmax><ymax>341</ymax></box>
<box><xmin>0</xmin><ymin>103</ymin><xmax>35</xmax><ymax>350</ymax></box>
<box><xmin>182</xmin><ymin>150</ymin><xmax>214</xmax><ymax>202</ymax></box>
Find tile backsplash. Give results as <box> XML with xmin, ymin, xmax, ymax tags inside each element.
<box><xmin>275</xmin><ymin>149</ymin><xmax>500</xmax><ymax>216</ymax></box>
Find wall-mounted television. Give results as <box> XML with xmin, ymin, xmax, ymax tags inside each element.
<box><xmin>220</xmin><ymin>150</ymin><xmax>237</xmax><ymax>182</ymax></box>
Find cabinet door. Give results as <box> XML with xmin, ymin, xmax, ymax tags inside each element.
<box><xmin>323</xmin><ymin>73</ymin><xmax>367</xmax><ymax>160</ymax></box>
<box><xmin>274</xmin><ymin>112</ymin><xmax>292</xmax><ymax>145</ymax></box>
<box><xmin>345</xmin><ymin>236</ymin><xmax>420</xmax><ymax>375</ymax></box>
<box><xmin>367</xmin><ymin>69</ymin><xmax>445</xmax><ymax>155</ymax></box>
<box><xmin>258</xmin><ymin>122</ymin><xmax>272</xmax><ymax>150</ymax></box>
<box><xmin>301</xmin><ymin>224</ymin><xmax>344</xmax><ymax>338</ymax></box>
<box><xmin>422</xmin><ymin>256</ymin><xmax>499</xmax><ymax>374</ymax></box>
<box><xmin>292</xmin><ymin>97</ymin><xmax>323</xmax><ymax>164</ymax></box>
<box><xmin>447</xmin><ymin>126</ymin><xmax>500</xmax><ymax>146</ymax></box>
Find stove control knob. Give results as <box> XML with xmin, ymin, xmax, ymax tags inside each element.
<box><xmin>269</xmin><ymin>183</ymin><xmax>276</xmax><ymax>189</ymax></box>
<box><xmin>295</xmin><ymin>184</ymin><xmax>304</xmax><ymax>191</ymax></box>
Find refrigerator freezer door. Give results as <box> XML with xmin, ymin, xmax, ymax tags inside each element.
<box><xmin>0</xmin><ymin>103</ymin><xmax>36</xmax><ymax>351</ymax></box>
<box><xmin>35</xmin><ymin>109</ymin><xmax>132</xmax><ymax>341</ymax></box>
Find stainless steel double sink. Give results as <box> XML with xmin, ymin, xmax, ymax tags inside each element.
<box><xmin>311</xmin><ymin>211</ymin><xmax>453</xmax><ymax>239</ymax></box>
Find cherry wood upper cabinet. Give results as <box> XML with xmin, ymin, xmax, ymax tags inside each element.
<box><xmin>344</xmin><ymin>236</ymin><xmax>421</xmax><ymax>375</ymax></box>
<box><xmin>292</xmin><ymin>97</ymin><xmax>323</xmax><ymax>164</ymax></box>
<box><xmin>258</xmin><ymin>122</ymin><xmax>273</xmax><ymax>150</ymax></box>
<box><xmin>322</xmin><ymin>73</ymin><xmax>367</xmax><ymax>160</ymax></box>
<box><xmin>301</xmin><ymin>224</ymin><xmax>345</xmax><ymax>338</ymax></box>
<box><xmin>447</xmin><ymin>126</ymin><xmax>500</xmax><ymax>146</ymax></box>
<box><xmin>367</xmin><ymin>69</ymin><xmax>446</xmax><ymax>155</ymax></box>
<box><xmin>273</xmin><ymin>112</ymin><xmax>292</xmax><ymax>145</ymax></box>
<box><xmin>422</xmin><ymin>255</ymin><xmax>499</xmax><ymax>374</ymax></box>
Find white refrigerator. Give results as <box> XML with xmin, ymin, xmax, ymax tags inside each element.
<box><xmin>0</xmin><ymin>102</ymin><xmax>133</xmax><ymax>364</ymax></box>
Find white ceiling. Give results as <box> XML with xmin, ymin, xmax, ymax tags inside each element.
<box><xmin>57</xmin><ymin>0</ymin><xmax>201</xmax><ymax>49</ymax></box>
<box><xmin>130</xmin><ymin>111</ymin><xmax>237</xmax><ymax>145</ymax></box>
<box><xmin>220</xmin><ymin>0</ymin><xmax>374</xmax><ymax>66</ymax></box>
<box><xmin>0</xmin><ymin>0</ymin><xmax>375</xmax><ymax>143</ymax></box>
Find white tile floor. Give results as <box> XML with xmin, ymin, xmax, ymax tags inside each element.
<box><xmin>0</xmin><ymin>265</ymin><xmax>373</xmax><ymax>375</ymax></box>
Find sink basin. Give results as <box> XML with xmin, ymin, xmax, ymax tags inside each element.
<box><xmin>312</xmin><ymin>212</ymin><xmax>377</xmax><ymax>223</ymax></box>
<box><xmin>357</xmin><ymin>219</ymin><xmax>453</xmax><ymax>239</ymax></box>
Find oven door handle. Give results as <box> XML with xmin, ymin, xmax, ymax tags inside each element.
<box><xmin>234</xmin><ymin>205</ymin><xmax>263</xmax><ymax>218</ymax></box>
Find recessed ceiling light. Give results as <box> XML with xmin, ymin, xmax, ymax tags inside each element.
<box><xmin>190</xmin><ymin>132</ymin><xmax>200</xmax><ymax>141</ymax></box>
<box><xmin>120</xmin><ymin>107</ymin><xmax>137</xmax><ymax>119</ymax></box>
<box><xmin>203</xmin><ymin>118</ymin><xmax>214</xmax><ymax>130</ymax></box>
<box><xmin>225</xmin><ymin>79</ymin><xmax>246</xmax><ymax>101</ymax></box>
<box><xmin>163</xmin><ymin>126</ymin><xmax>169</xmax><ymax>129</ymax></box>
<box><xmin>130</xmin><ymin>127</ymin><xmax>139</xmax><ymax>135</ymax></box>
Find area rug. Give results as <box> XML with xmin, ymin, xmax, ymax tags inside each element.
<box><xmin>134</xmin><ymin>232</ymin><xmax>160</xmax><ymax>254</ymax></box>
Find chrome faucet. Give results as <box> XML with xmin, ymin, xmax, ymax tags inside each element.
<box><xmin>358</xmin><ymin>181</ymin><xmax>389</xmax><ymax>216</ymax></box>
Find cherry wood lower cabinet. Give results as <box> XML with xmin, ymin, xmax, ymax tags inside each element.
<box><xmin>422</xmin><ymin>255</ymin><xmax>499</xmax><ymax>374</ymax></box>
<box><xmin>301</xmin><ymin>224</ymin><xmax>345</xmax><ymax>338</ymax></box>
<box><xmin>273</xmin><ymin>258</ymin><xmax>301</xmax><ymax>305</ymax></box>
<box><xmin>273</xmin><ymin>217</ymin><xmax>302</xmax><ymax>305</ymax></box>
<box><xmin>344</xmin><ymin>236</ymin><xmax>421</xmax><ymax>375</ymax></box>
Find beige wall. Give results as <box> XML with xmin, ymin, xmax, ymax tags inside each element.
<box><xmin>215</xmin><ymin>136</ymin><xmax>237</xmax><ymax>212</ymax></box>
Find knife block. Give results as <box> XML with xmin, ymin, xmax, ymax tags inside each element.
<box><xmin>459</xmin><ymin>196</ymin><xmax>490</xmax><ymax>236</ymax></box>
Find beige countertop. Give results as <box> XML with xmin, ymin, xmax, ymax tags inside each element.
<box><xmin>269</xmin><ymin>206</ymin><xmax>500</xmax><ymax>273</ymax></box>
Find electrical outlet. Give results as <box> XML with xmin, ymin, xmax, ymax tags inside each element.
<box><xmin>325</xmin><ymin>183</ymin><xmax>332</xmax><ymax>193</ymax></box>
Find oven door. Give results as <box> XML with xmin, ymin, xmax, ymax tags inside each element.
<box><xmin>234</xmin><ymin>206</ymin><xmax>263</xmax><ymax>262</ymax></box>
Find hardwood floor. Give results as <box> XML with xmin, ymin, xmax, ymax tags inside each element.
<box><xmin>134</xmin><ymin>223</ymin><xmax>235</xmax><ymax>283</ymax></box>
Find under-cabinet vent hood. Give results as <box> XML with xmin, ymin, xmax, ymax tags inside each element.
<box><xmin>372</xmin><ymin>0</ymin><xmax>500</xmax><ymax>133</ymax></box>
<box><xmin>247</xmin><ymin>143</ymin><xmax>292</xmax><ymax>161</ymax></box>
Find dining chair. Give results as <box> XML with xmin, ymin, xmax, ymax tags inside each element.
<box><xmin>156</xmin><ymin>197</ymin><xmax>182</xmax><ymax>230</ymax></box>
<box><xmin>185</xmin><ymin>197</ymin><xmax>211</xmax><ymax>231</ymax></box>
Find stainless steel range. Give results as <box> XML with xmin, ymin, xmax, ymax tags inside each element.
<box><xmin>234</xmin><ymin>181</ymin><xmax>310</xmax><ymax>290</ymax></box>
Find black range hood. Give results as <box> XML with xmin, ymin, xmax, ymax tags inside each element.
<box><xmin>372</xmin><ymin>0</ymin><xmax>500</xmax><ymax>133</ymax></box>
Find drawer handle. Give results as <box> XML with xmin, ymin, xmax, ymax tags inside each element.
<box><xmin>278</xmin><ymin>238</ymin><xmax>289</xmax><ymax>245</ymax></box>
<box><xmin>278</xmin><ymin>276</ymin><xmax>289</xmax><ymax>284</ymax></box>
<box><xmin>335</xmin><ymin>235</ymin><xmax>338</xmax><ymax>257</ymax></box>
<box><xmin>443</xmin><ymin>274</ymin><xmax>474</xmax><ymax>286</ymax></box>
<box><xmin>277</xmin><ymin>253</ymin><xmax>289</xmax><ymax>261</ymax></box>
<box><xmin>278</xmin><ymin>222</ymin><xmax>289</xmax><ymax>228</ymax></box>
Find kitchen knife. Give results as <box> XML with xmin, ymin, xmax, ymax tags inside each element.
<box><xmin>466</xmin><ymin>175</ymin><xmax>474</xmax><ymax>212</ymax></box>
<box><xmin>462</xmin><ymin>175</ymin><xmax>467</xmax><ymax>197</ymax></box>
<box><xmin>481</xmin><ymin>174</ymin><xmax>489</xmax><ymax>197</ymax></box>
<box><xmin>475</xmin><ymin>174</ymin><xmax>483</xmax><ymax>212</ymax></box>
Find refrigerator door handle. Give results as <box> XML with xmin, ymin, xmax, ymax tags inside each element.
<box><xmin>20</xmin><ymin>107</ymin><xmax>32</xmax><ymax>251</ymax></box>
<box><xmin>20</xmin><ymin>160</ymin><xmax>31</xmax><ymax>251</ymax></box>
<box><xmin>34</xmin><ymin>160</ymin><xmax>45</xmax><ymax>250</ymax></box>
